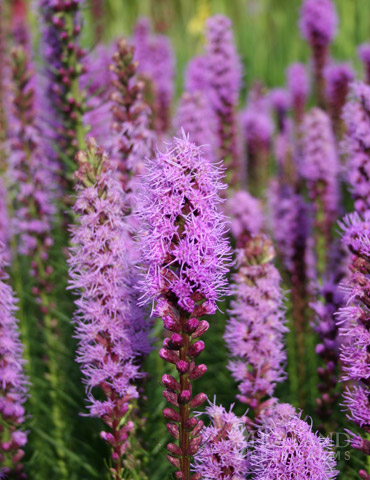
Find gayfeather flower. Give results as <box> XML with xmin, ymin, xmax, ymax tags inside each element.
<box><xmin>269</xmin><ymin>88</ymin><xmax>291</xmax><ymax>132</ymax></box>
<box><xmin>0</xmin><ymin>246</ymin><xmax>29</xmax><ymax>478</ymax></box>
<box><xmin>69</xmin><ymin>140</ymin><xmax>149</xmax><ymax>478</ymax></box>
<box><xmin>174</xmin><ymin>91</ymin><xmax>217</xmax><ymax>162</ymax></box>
<box><xmin>224</xmin><ymin>190</ymin><xmax>264</xmax><ymax>247</ymax></box>
<box><xmin>133</xmin><ymin>17</ymin><xmax>175</xmax><ymax>136</ymax></box>
<box><xmin>299</xmin><ymin>0</ymin><xmax>338</xmax><ymax>106</ymax></box>
<box><xmin>250</xmin><ymin>403</ymin><xmax>338</xmax><ymax>479</ymax></box>
<box><xmin>301</xmin><ymin>108</ymin><xmax>339</xmax><ymax>254</ymax></box>
<box><xmin>358</xmin><ymin>43</ymin><xmax>370</xmax><ymax>84</ymax></box>
<box><xmin>324</xmin><ymin>63</ymin><xmax>354</xmax><ymax>134</ymax></box>
<box><xmin>192</xmin><ymin>402</ymin><xmax>249</xmax><ymax>479</ymax></box>
<box><xmin>138</xmin><ymin>134</ymin><xmax>231</xmax><ymax>479</ymax></box>
<box><xmin>0</xmin><ymin>0</ymin><xmax>7</xmax><ymax>173</ymax></box>
<box><xmin>185</xmin><ymin>55</ymin><xmax>210</xmax><ymax>94</ymax></box>
<box><xmin>0</xmin><ymin>179</ymin><xmax>10</xmax><ymax>260</ymax></box>
<box><xmin>205</xmin><ymin>15</ymin><xmax>242</xmax><ymax>186</ymax></box>
<box><xmin>336</xmin><ymin>212</ymin><xmax>370</xmax><ymax>471</ymax></box>
<box><xmin>40</xmin><ymin>0</ymin><xmax>87</xmax><ymax>182</ymax></box>
<box><xmin>225</xmin><ymin>235</ymin><xmax>288</xmax><ymax>424</ymax></box>
<box><xmin>110</xmin><ymin>38</ymin><xmax>154</xmax><ymax>195</ymax></box>
<box><xmin>287</xmin><ymin>63</ymin><xmax>309</xmax><ymax>125</ymax></box>
<box><xmin>342</xmin><ymin>82</ymin><xmax>370</xmax><ymax>214</ymax></box>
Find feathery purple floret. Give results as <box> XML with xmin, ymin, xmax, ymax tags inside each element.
<box><xmin>324</xmin><ymin>63</ymin><xmax>354</xmax><ymax>130</ymax></box>
<box><xmin>68</xmin><ymin>140</ymin><xmax>149</xmax><ymax>467</ymax></box>
<box><xmin>185</xmin><ymin>55</ymin><xmax>210</xmax><ymax>94</ymax></box>
<box><xmin>133</xmin><ymin>17</ymin><xmax>175</xmax><ymax>135</ymax></box>
<box><xmin>299</xmin><ymin>0</ymin><xmax>337</xmax><ymax>47</ymax></box>
<box><xmin>225</xmin><ymin>235</ymin><xmax>287</xmax><ymax>420</ymax></box>
<box><xmin>342</xmin><ymin>82</ymin><xmax>370</xmax><ymax>214</ymax></box>
<box><xmin>174</xmin><ymin>91</ymin><xmax>217</xmax><ymax>162</ymax></box>
<box><xmin>192</xmin><ymin>402</ymin><xmax>249</xmax><ymax>479</ymax></box>
<box><xmin>287</xmin><ymin>63</ymin><xmax>309</xmax><ymax>124</ymax></box>
<box><xmin>358</xmin><ymin>43</ymin><xmax>370</xmax><ymax>84</ymax></box>
<box><xmin>250</xmin><ymin>403</ymin><xmax>338</xmax><ymax>480</ymax></box>
<box><xmin>301</xmin><ymin>108</ymin><xmax>339</xmax><ymax>236</ymax></box>
<box><xmin>0</xmin><ymin>246</ymin><xmax>29</xmax><ymax>477</ymax></box>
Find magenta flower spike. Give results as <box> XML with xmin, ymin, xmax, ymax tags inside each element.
<box><xmin>0</xmin><ymin>179</ymin><xmax>10</xmax><ymax>261</ymax></box>
<box><xmin>0</xmin><ymin>0</ymin><xmax>7</xmax><ymax>173</ymax></box>
<box><xmin>205</xmin><ymin>15</ymin><xmax>242</xmax><ymax>187</ymax></box>
<box><xmin>301</xmin><ymin>108</ymin><xmax>339</xmax><ymax>260</ymax></box>
<box><xmin>270</xmin><ymin>88</ymin><xmax>291</xmax><ymax>133</ymax></box>
<box><xmin>299</xmin><ymin>0</ymin><xmax>338</xmax><ymax>107</ymax></box>
<box><xmin>225</xmin><ymin>235</ymin><xmax>288</xmax><ymax>425</ymax></box>
<box><xmin>192</xmin><ymin>402</ymin><xmax>249</xmax><ymax>479</ymax></box>
<box><xmin>287</xmin><ymin>63</ymin><xmax>309</xmax><ymax>125</ymax></box>
<box><xmin>0</xmin><ymin>246</ymin><xmax>29</xmax><ymax>478</ymax></box>
<box><xmin>185</xmin><ymin>55</ymin><xmax>210</xmax><ymax>94</ymax></box>
<box><xmin>324</xmin><ymin>63</ymin><xmax>354</xmax><ymax>135</ymax></box>
<box><xmin>250</xmin><ymin>403</ymin><xmax>338</xmax><ymax>479</ymax></box>
<box><xmin>68</xmin><ymin>140</ymin><xmax>150</xmax><ymax>479</ymax></box>
<box><xmin>174</xmin><ymin>91</ymin><xmax>217</xmax><ymax>163</ymax></box>
<box><xmin>334</xmin><ymin>212</ymin><xmax>370</xmax><ymax>476</ymax></box>
<box><xmin>358</xmin><ymin>43</ymin><xmax>370</xmax><ymax>85</ymax></box>
<box><xmin>342</xmin><ymin>82</ymin><xmax>370</xmax><ymax>214</ymax></box>
<box><xmin>138</xmin><ymin>134</ymin><xmax>231</xmax><ymax>479</ymax></box>
<box><xmin>133</xmin><ymin>17</ymin><xmax>175</xmax><ymax>136</ymax></box>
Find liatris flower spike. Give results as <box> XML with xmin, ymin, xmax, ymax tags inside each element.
<box><xmin>138</xmin><ymin>133</ymin><xmax>231</xmax><ymax>480</ymax></box>
<box><xmin>250</xmin><ymin>403</ymin><xmax>338</xmax><ymax>479</ymax></box>
<box><xmin>225</xmin><ymin>235</ymin><xmax>288</xmax><ymax>425</ymax></box>
<box><xmin>300</xmin><ymin>0</ymin><xmax>338</xmax><ymax>107</ymax></box>
<box><xmin>69</xmin><ymin>139</ymin><xmax>149</xmax><ymax>479</ymax></box>
<box><xmin>358</xmin><ymin>43</ymin><xmax>370</xmax><ymax>84</ymax></box>
<box><xmin>287</xmin><ymin>63</ymin><xmax>309</xmax><ymax>125</ymax></box>
<box><xmin>342</xmin><ymin>82</ymin><xmax>370</xmax><ymax>214</ymax></box>
<box><xmin>192</xmin><ymin>402</ymin><xmax>249</xmax><ymax>480</ymax></box>
<box><xmin>0</xmin><ymin>245</ymin><xmax>29</xmax><ymax>479</ymax></box>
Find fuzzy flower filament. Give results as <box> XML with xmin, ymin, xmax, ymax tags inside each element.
<box><xmin>138</xmin><ymin>134</ymin><xmax>230</xmax><ymax>479</ymax></box>
<box><xmin>0</xmin><ymin>247</ymin><xmax>29</xmax><ymax>478</ymax></box>
<box><xmin>69</xmin><ymin>140</ymin><xmax>149</xmax><ymax>479</ymax></box>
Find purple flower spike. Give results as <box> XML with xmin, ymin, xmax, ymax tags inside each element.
<box><xmin>336</xmin><ymin>211</ymin><xmax>370</xmax><ymax>471</ymax></box>
<box><xmin>0</xmin><ymin>246</ymin><xmax>29</xmax><ymax>478</ymax></box>
<box><xmin>133</xmin><ymin>17</ymin><xmax>175</xmax><ymax>136</ymax></box>
<box><xmin>287</xmin><ymin>63</ymin><xmax>309</xmax><ymax>124</ymax></box>
<box><xmin>270</xmin><ymin>88</ymin><xmax>291</xmax><ymax>132</ymax></box>
<box><xmin>342</xmin><ymin>82</ymin><xmax>370</xmax><ymax>214</ymax></box>
<box><xmin>301</xmin><ymin>108</ymin><xmax>339</xmax><ymax>250</ymax></box>
<box><xmin>324</xmin><ymin>63</ymin><xmax>354</xmax><ymax>134</ymax></box>
<box><xmin>69</xmin><ymin>140</ymin><xmax>150</xmax><ymax>476</ymax></box>
<box><xmin>300</xmin><ymin>0</ymin><xmax>338</xmax><ymax>106</ymax></box>
<box><xmin>192</xmin><ymin>402</ymin><xmax>249</xmax><ymax>479</ymax></box>
<box><xmin>225</xmin><ymin>235</ymin><xmax>288</xmax><ymax>423</ymax></box>
<box><xmin>205</xmin><ymin>15</ymin><xmax>242</xmax><ymax>186</ymax></box>
<box><xmin>358</xmin><ymin>43</ymin><xmax>370</xmax><ymax>84</ymax></box>
<box><xmin>185</xmin><ymin>55</ymin><xmax>210</xmax><ymax>94</ymax></box>
<box><xmin>0</xmin><ymin>179</ymin><xmax>10</xmax><ymax>261</ymax></box>
<box><xmin>138</xmin><ymin>133</ymin><xmax>231</xmax><ymax>479</ymax></box>
<box><xmin>251</xmin><ymin>403</ymin><xmax>338</xmax><ymax>479</ymax></box>
<box><xmin>175</xmin><ymin>91</ymin><xmax>217</xmax><ymax>162</ymax></box>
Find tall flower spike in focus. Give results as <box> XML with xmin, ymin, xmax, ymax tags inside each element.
<box><xmin>133</xmin><ymin>17</ymin><xmax>175</xmax><ymax>136</ymax></box>
<box><xmin>69</xmin><ymin>139</ymin><xmax>150</xmax><ymax>479</ymax></box>
<box><xmin>40</xmin><ymin>0</ymin><xmax>87</xmax><ymax>186</ymax></box>
<box><xmin>174</xmin><ymin>91</ymin><xmax>217</xmax><ymax>163</ymax></box>
<box><xmin>110</xmin><ymin>37</ymin><xmax>154</xmax><ymax>194</ymax></box>
<box><xmin>299</xmin><ymin>0</ymin><xmax>338</xmax><ymax>107</ymax></box>
<box><xmin>301</xmin><ymin>107</ymin><xmax>339</xmax><ymax>271</ymax></box>
<box><xmin>250</xmin><ymin>403</ymin><xmax>338</xmax><ymax>479</ymax></box>
<box><xmin>205</xmin><ymin>15</ymin><xmax>242</xmax><ymax>188</ymax></box>
<box><xmin>287</xmin><ymin>62</ymin><xmax>309</xmax><ymax>126</ymax></box>
<box><xmin>225</xmin><ymin>235</ymin><xmax>288</xmax><ymax>426</ymax></box>
<box><xmin>138</xmin><ymin>134</ymin><xmax>231</xmax><ymax>480</ymax></box>
<box><xmin>192</xmin><ymin>402</ymin><xmax>249</xmax><ymax>479</ymax></box>
<box><xmin>358</xmin><ymin>43</ymin><xmax>370</xmax><ymax>85</ymax></box>
<box><xmin>342</xmin><ymin>82</ymin><xmax>370</xmax><ymax>214</ymax></box>
<box><xmin>0</xmin><ymin>245</ymin><xmax>29</xmax><ymax>479</ymax></box>
<box><xmin>324</xmin><ymin>63</ymin><xmax>354</xmax><ymax>136</ymax></box>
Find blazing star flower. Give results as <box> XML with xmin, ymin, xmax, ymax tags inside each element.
<box><xmin>0</xmin><ymin>179</ymin><xmax>10</xmax><ymax>260</ymax></box>
<box><xmin>287</xmin><ymin>63</ymin><xmax>309</xmax><ymax>124</ymax></box>
<box><xmin>358</xmin><ymin>43</ymin><xmax>370</xmax><ymax>84</ymax></box>
<box><xmin>192</xmin><ymin>402</ymin><xmax>249</xmax><ymax>480</ymax></box>
<box><xmin>250</xmin><ymin>403</ymin><xmax>338</xmax><ymax>479</ymax></box>
<box><xmin>0</xmin><ymin>246</ymin><xmax>29</xmax><ymax>478</ymax></box>
<box><xmin>301</xmin><ymin>108</ymin><xmax>339</xmax><ymax>247</ymax></box>
<box><xmin>174</xmin><ymin>91</ymin><xmax>217</xmax><ymax>162</ymax></box>
<box><xmin>225</xmin><ymin>235</ymin><xmax>288</xmax><ymax>422</ymax></box>
<box><xmin>270</xmin><ymin>88</ymin><xmax>291</xmax><ymax>132</ymax></box>
<box><xmin>133</xmin><ymin>17</ymin><xmax>175</xmax><ymax>135</ymax></box>
<box><xmin>69</xmin><ymin>140</ymin><xmax>150</xmax><ymax>476</ymax></box>
<box><xmin>138</xmin><ymin>133</ymin><xmax>231</xmax><ymax>479</ymax></box>
<box><xmin>324</xmin><ymin>63</ymin><xmax>354</xmax><ymax>133</ymax></box>
<box><xmin>185</xmin><ymin>55</ymin><xmax>210</xmax><ymax>94</ymax></box>
<box><xmin>342</xmin><ymin>82</ymin><xmax>370</xmax><ymax>214</ymax></box>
